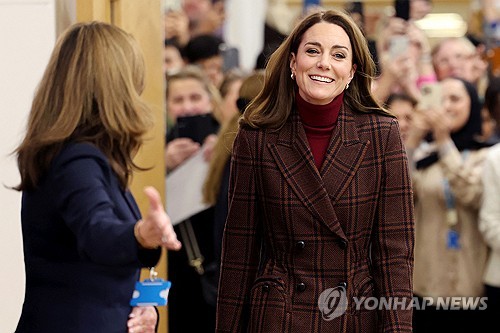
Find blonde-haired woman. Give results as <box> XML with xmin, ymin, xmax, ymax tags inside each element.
<box><xmin>14</xmin><ymin>21</ymin><xmax>180</xmax><ymax>333</ymax></box>
<box><xmin>165</xmin><ymin>65</ymin><xmax>223</xmax><ymax>333</ymax></box>
<box><xmin>165</xmin><ymin>65</ymin><xmax>223</xmax><ymax>172</ymax></box>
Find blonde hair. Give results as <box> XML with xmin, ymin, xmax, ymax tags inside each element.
<box><xmin>166</xmin><ymin>65</ymin><xmax>223</xmax><ymax>123</ymax></box>
<box><xmin>431</xmin><ymin>37</ymin><xmax>476</xmax><ymax>59</ymax></box>
<box><xmin>244</xmin><ymin>9</ymin><xmax>388</xmax><ymax>129</ymax></box>
<box><xmin>203</xmin><ymin>71</ymin><xmax>265</xmax><ymax>205</ymax></box>
<box><xmin>15</xmin><ymin>21</ymin><xmax>151</xmax><ymax>190</ymax></box>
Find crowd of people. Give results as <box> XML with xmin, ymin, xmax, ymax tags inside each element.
<box><xmin>13</xmin><ymin>0</ymin><xmax>500</xmax><ymax>332</ymax></box>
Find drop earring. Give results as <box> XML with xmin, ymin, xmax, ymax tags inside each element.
<box><xmin>345</xmin><ymin>83</ymin><xmax>349</xmax><ymax>90</ymax></box>
<box><xmin>291</xmin><ymin>73</ymin><xmax>295</xmax><ymax>80</ymax></box>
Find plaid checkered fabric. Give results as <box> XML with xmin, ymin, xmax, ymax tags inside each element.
<box><xmin>216</xmin><ymin>106</ymin><xmax>415</xmax><ymax>333</ymax></box>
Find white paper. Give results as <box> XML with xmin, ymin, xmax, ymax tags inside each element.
<box><xmin>166</xmin><ymin>149</ymin><xmax>212</xmax><ymax>225</ymax></box>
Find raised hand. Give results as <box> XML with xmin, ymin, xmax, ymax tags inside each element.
<box><xmin>134</xmin><ymin>186</ymin><xmax>182</xmax><ymax>251</ymax></box>
<box><xmin>165</xmin><ymin>138</ymin><xmax>200</xmax><ymax>172</ymax></box>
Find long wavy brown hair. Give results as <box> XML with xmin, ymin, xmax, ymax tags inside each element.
<box><xmin>15</xmin><ymin>21</ymin><xmax>152</xmax><ymax>191</ymax></box>
<box><xmin>243</xmin><ymin>9</ymin><xmax>389</xmax><ymax>129</ymax></box>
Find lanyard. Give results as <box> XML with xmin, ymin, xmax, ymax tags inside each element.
<box><xmin>442</xmin><ymin>150</ymin><xmax>469</xmax><ymax>227</ymax></box>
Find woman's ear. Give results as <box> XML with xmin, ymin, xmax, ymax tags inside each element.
<box><xmin>350</xmin><ymin>64</ymin><xmax>357</xmax><ymax>78</ymax></box>
<box><xmin>290</xmin><ymin>53</ymin><xmax>296</xmax><ymax>75</ymax></box>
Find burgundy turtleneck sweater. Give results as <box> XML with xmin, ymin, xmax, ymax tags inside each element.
<box><xmin>296</xmin><ymin>92</ymin><xmax>344</xmax><ymax>170</ymax></box>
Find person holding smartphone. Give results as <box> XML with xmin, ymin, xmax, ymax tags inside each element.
<box><xmin>165</xmin><ymin>65</ymin><xmax>222</xmax><ymax>333</ymax></box>
<box><xmin>372</xmin><ymin>0</ymin><xmax>435</xmax><ymax>104</ymax></box>
<box><xmin>405</xmin><ymin>78</ymin><xmax>492</xmax><ymax>332</ymax></box>
<box><xmin>165</xmin><ymin>65</ymin><xmax>222</xmax><ymax>172</ymax></box>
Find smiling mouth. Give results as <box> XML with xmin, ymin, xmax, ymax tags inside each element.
<box><xmin>310</xmin><ymin>75</ymin><xmax>333</xmax><ymax>83</ymax></box>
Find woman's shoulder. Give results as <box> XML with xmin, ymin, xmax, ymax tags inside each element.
<box><xmin>352</xmin><ymin>108</ymin><xmax>395</xmax><ymax>122</ymax></box>
<box><xmin>237</xmin><ymin>123</ymin><xmax>270</xmax><ymax>138</ymax></box>
<box><xmin>350</xmin><ymin>109</ymin><xmax>397</xmax><ymax>131</ymax></box>
<box><xmin>54</xmin><ymin>142</ymin><xmax>109</xmax><ymax>168</ymax></box>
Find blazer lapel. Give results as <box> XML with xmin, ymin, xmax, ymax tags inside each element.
<box><xmin>266</xmin><ymin>112</ymin><xmax>332</xmax><ymax>239</ymax></box>
<box><xmin>320</xmin><ymin>106</ymin><xmax>369</xmax><ymax>203</ymax></box>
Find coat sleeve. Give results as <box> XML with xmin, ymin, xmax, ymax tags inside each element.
<box><xmin>479</xmin><ymin>146</ymin><xmax>500</xmax><ymax>251</ymax></box>
<box><xmin>372</xmin><ymin>119</ymin><xmax>415</xmax><ymax>333</ymax></box>
<box><xmin>438</xmin><ymin>140</ymin><xmax>486</xmax><ymax>209</ymax></box>
<box><xmin>216</xmin><ymin>128</ymin><xmax>261</xmax><ymax>333</ymax></box>
<box><xmin>52</xmin><ymin>145</ymin><xmax>158</xmax><ymax>267</ymax></box>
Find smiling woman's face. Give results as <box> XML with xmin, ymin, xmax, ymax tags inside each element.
<box><xmin>441</xmin><ymin>78</ymin><xmax>471</xmax><ymax>133</ymax></box>
<box><xmin>167</xmin><ymin>77</ymin><xmax>212</xmax><ymax>120</ymax></box>
<box><xmin>290</xmin><ymin>22</ymin><xmax>356</xmax><ymax>105</ymax></box>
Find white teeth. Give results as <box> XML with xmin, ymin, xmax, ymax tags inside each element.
<box><xmin>310</xmin><ymin>75</ymin><xmax>333</xmax><ymax>83</ymax></box>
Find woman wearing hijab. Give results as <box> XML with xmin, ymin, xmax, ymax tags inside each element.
<box><xmin>406</xmin><ymin>77</ymin><xmax>491</xmax><ymax>332</ymax></box>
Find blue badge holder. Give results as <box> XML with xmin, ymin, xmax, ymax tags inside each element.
<box><xmin>447</xmin><ymin>229</ymin><xmax>461</xmax><ymax>250</ymax></box>
<box><xmin>130</xmin><ymin>268</ymin><xmax>172</xmax><ymax>307</ymax></box>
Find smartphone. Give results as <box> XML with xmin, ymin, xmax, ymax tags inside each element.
<box><xmin>394</xmin><ymin>0</ymin><xmax>410</xmax><ymax>21</ymax></box>
<box><xmin>419</xmin><ymin>83</ymin><xmax>442</xmax><ymax>109</ymax></box>
<box><xmin>220</xmin><ymin>45</ymin><xmax>240</xmax><ymax>71</ymax></box>
<box><xmin>389</xmin><ymin>35</ymin><xmax>409</xmax><ymax>59</ymax></box>
<box><xmin>176</xmin><ymin>114</ymin><xmax>219</xmax><ymax>145</ymax></box>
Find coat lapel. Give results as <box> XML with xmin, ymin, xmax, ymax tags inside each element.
<box><xmin>320</xmin><ymin>106</ymin><xmax>369</xmax><ymax>203</ymax></box>
<box><xmin>268</xmin><ymin>106</ymin><xmax>368</xmax><ymax>240</ymax></box>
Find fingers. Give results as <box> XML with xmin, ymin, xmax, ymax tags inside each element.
<box><xmin>172</xmin><ymin>137</ymin><xmax>199</xmax><ymax>146</ymax></box>
<box><xmin>127</xmin><ymin>307</ymin><xmax>156</xmax><ymax>333</ymax></box>
<box><xmin>161</xmin><ymin>221</ymin><xmax>182</xmax><ymax>251</ymax></box>
<box><xmin>141</xmin><ymin>187</ymin><xmax>181</xmax><ymax>250</ymax></box>
<box><xmin>165</xmin><ymin>138</ymin><xmax>200</xmax><ymax>170</ymax></box>
<box><xmin>177</xmin><ymin>139</ymin><xmax>201</xmax><ymax>158</ymax></box>
<box><xmin>143</xmin><ymin>186</ymin><xmax>162</xmax><ymax>213</ymax></box>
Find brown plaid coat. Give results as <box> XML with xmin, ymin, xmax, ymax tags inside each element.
<box><xmin>216</xmin><ymin>106</ymin><xmax>414</xmax><ymax>332</ymax></box>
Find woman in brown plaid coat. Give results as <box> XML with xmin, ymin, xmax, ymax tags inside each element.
<box><xmin>216</xmin><ymin>9</ymin><xmax>414</xmax><ymax>333</ymax></box>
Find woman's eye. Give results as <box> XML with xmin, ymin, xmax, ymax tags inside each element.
<box><xmin>333</xmin><ymin>53</ymin><xmax>346</xmax><ymax>59</ymax></box>
<box><xmin>306</xmin><ymin>49</ymin><xmax>319</xmax><ymax>55</ymax></box>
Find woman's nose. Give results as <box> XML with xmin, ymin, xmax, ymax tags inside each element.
<box><xmin>317</xmin><ymin>55</ymin><xmax>331</xmax><ymax>70</ymax></box>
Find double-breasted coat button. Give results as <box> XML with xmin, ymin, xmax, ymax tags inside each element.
<box><xmin>296</xmin><ymin>282</ymin><xmax>306</xmax><ymax>292</ymax></box>
<box><xmin>263</xmin><ymin>284</ymin><xmax>270</xmax><ymax>292</ymax></box>
<box><xmin>338</xmin><ymin>281</ymin><xmax>347</xmax><ymax>289</ymax></box>
<box><xmin>338</xmin><ymin>239</ymin><xmax>348</xmax><ymax>249</ymax></box>
<box><xmin>295</xmin><ymin>241</ymin><xmax>305</xmax><ymax>250</ymax></box>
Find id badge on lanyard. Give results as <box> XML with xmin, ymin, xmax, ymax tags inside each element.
<box><xmin>442</xmin><ymin>150</ymin><xmax>470</xmax><ymax>250</ymax></box>
<box><xmin>130</xmin><ymin>267</ymin><xmax>172</xmax><ymax>307</ymax></box>
<box><xmin>443</xmin><ymin>177</ymin><xmax>461</xmax><ymax>250</ymax></box>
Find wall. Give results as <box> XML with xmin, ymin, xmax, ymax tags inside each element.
<box><xmin>0</xmin><ymin>0</ymin><xmax>74</xmax><ymax>331</ymax></box>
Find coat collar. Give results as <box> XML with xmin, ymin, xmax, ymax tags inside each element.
<box><xmin>267</xmin><ymin>105</ymin><xmax>369</xmax><ymax>240</ymax></box>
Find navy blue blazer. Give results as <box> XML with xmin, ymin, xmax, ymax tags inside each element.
<box><xmin>15</xmin><ymin>143</ymin><xmax>161</xmax><ymax>333</ymax></box>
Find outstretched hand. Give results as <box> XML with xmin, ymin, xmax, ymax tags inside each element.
<box><xmin>135</xmin><ymin>186</ymin><xmax>181</xmax><ymax>251</ymax></box>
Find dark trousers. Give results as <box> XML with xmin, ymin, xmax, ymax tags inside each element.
<box><xmin>485</xmin><ymin>284</ymin><xmax>500</xmax><ymax>332</ymax></box>
<box><xmin>412</xmin><ymin>295</ymin><xmax>489</xmax><ymax>333</ymax></box>
<box><xmin>168</xmin><ymin>209</ymin><xmax>216</xmax><ymax>333</ymax></box>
